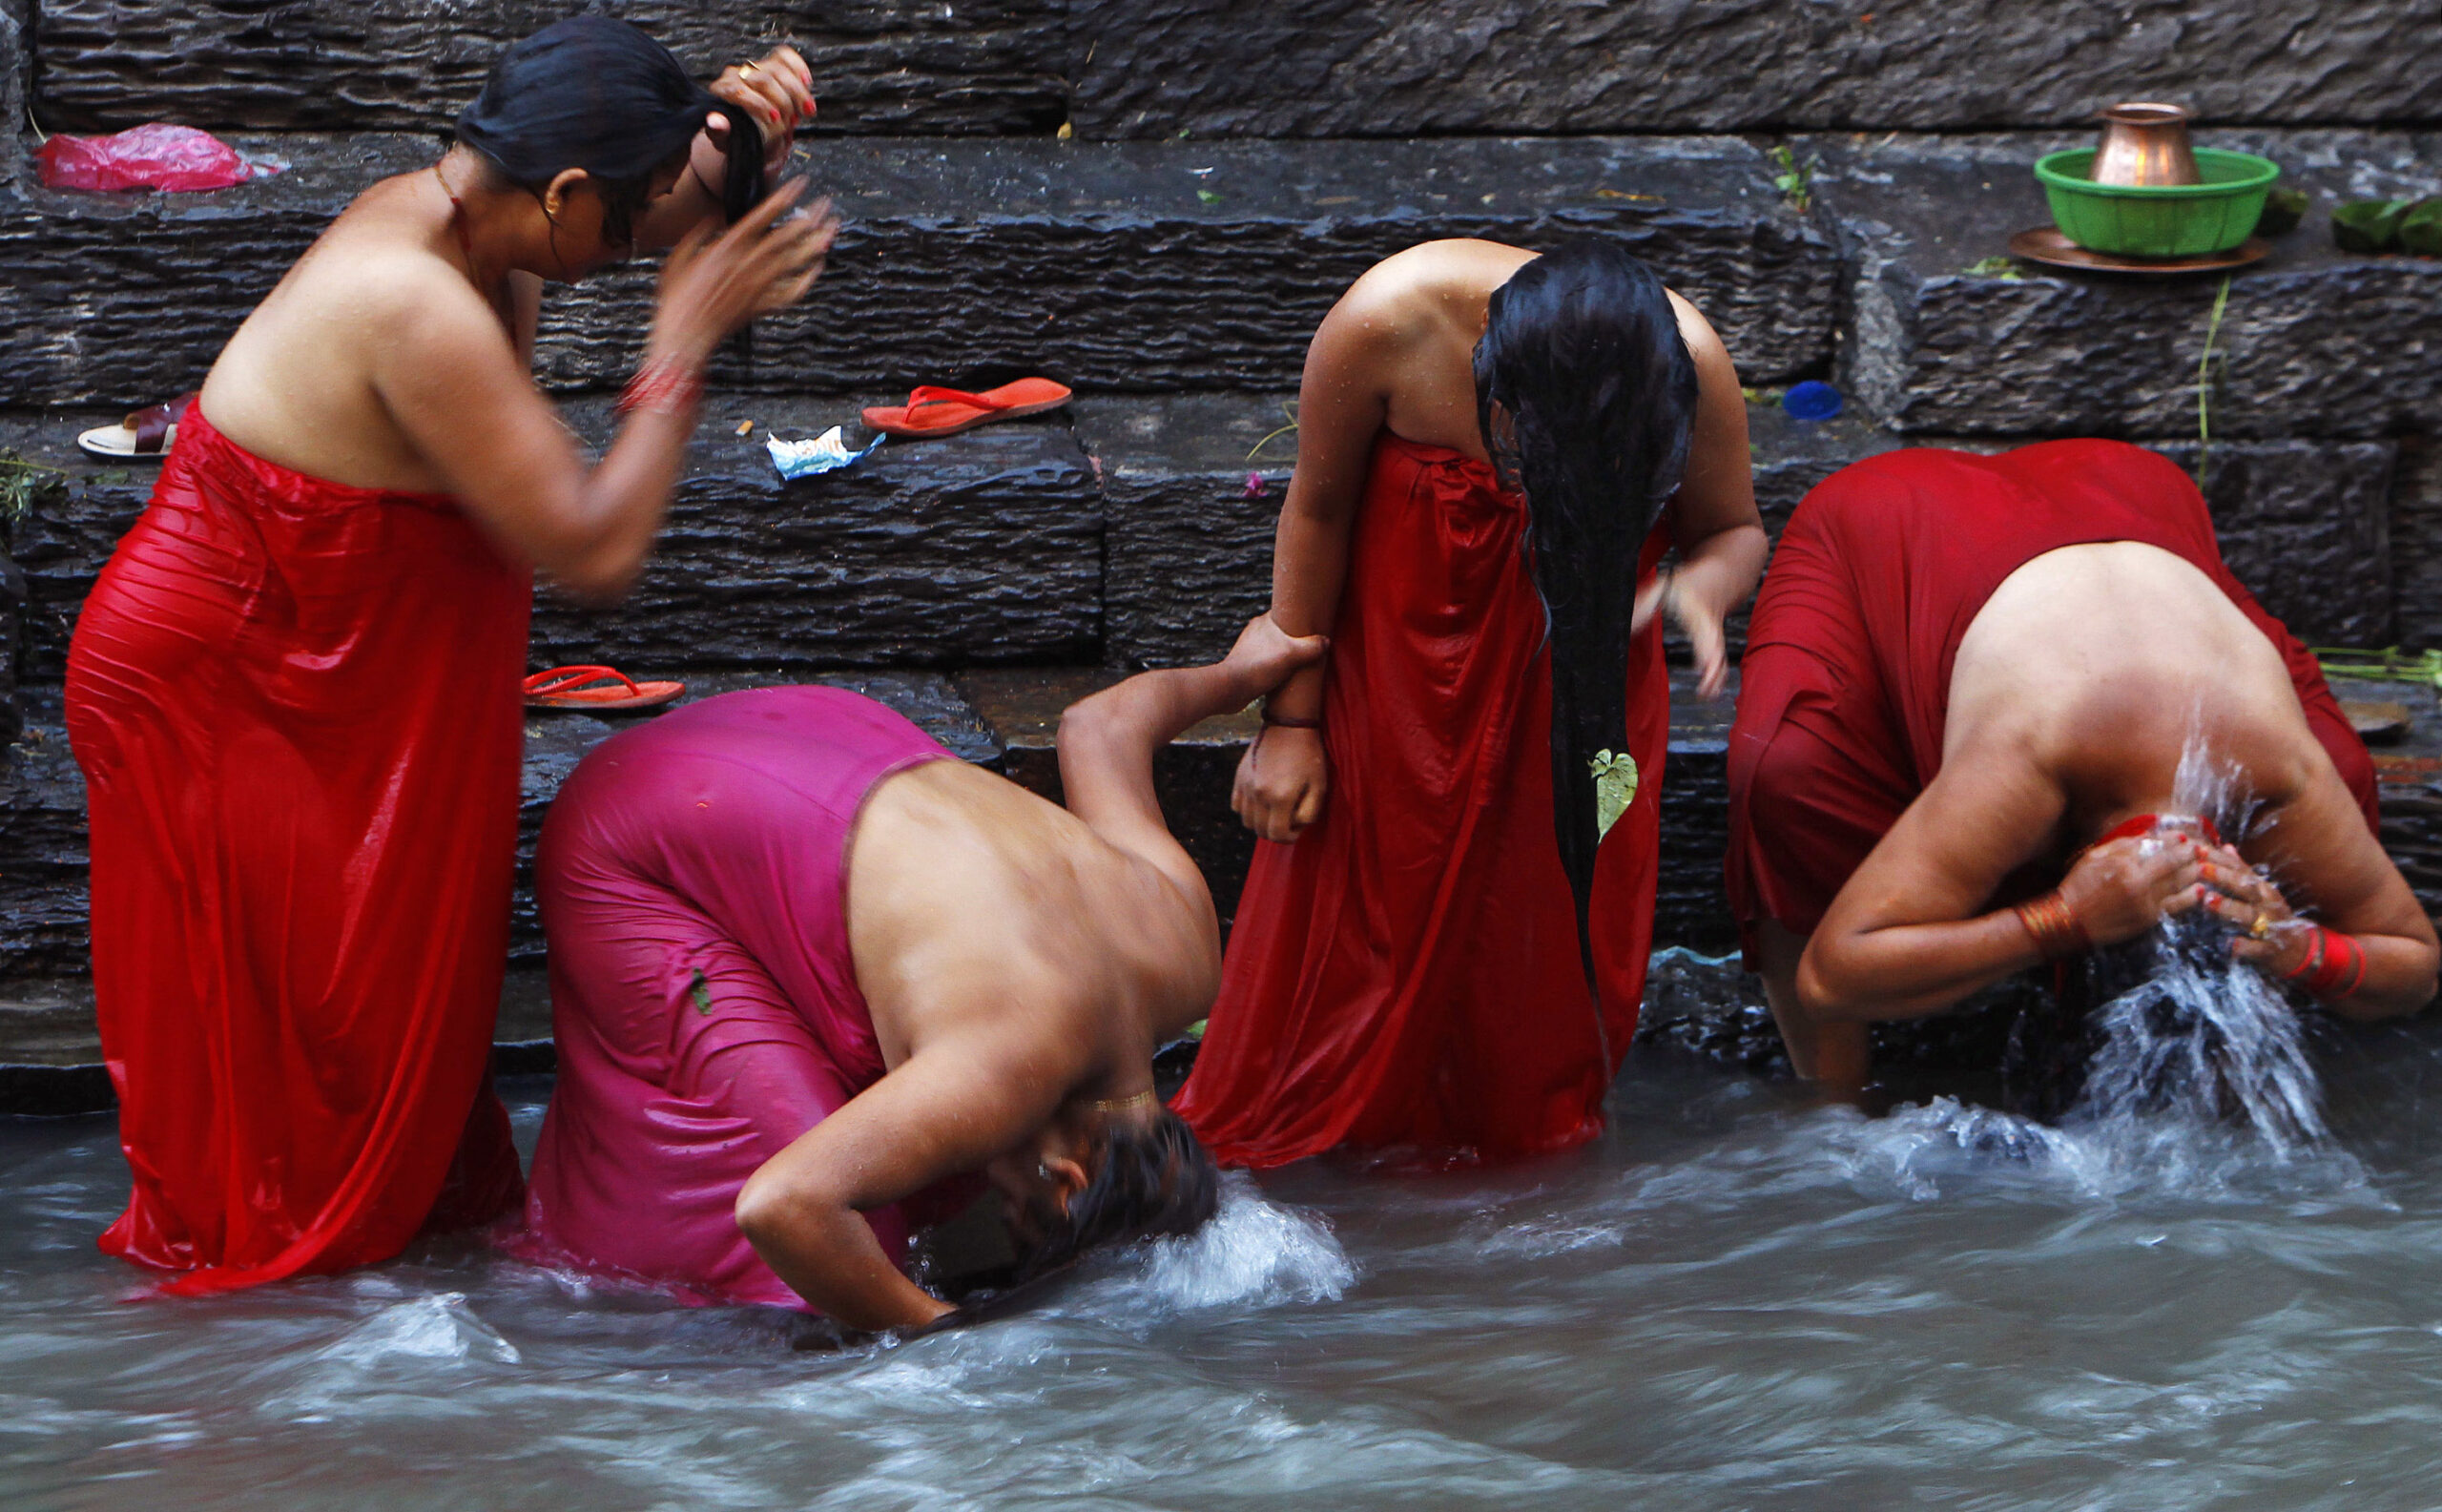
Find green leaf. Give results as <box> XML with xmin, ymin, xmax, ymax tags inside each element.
<box><xmin>2398</xmin><ymin>197</ymin><xmax>2442</xmax><ymax>257</ymax></box>
<box><xmin>0</xmin><ymin>452</ymin><xmax>68</xmax><ymax>526</ymax></box>
<box><xmin>2332</xmin><ymin>198</ymin><xmax>2409</xmax><ymax>254</ymax></box>
<box><xmin>1195</xmin><ymin>188</ymin><xmax>1222</xmax><ymax>204</ymax></box>
<box><xmin>2252</xmin><ymin>186</ymin><xmax>2308</xmax><ymax>238</ymax></box>
<box><xmin>690</xmin><ymin>968</ymin><xmax>714</xmax><ymax>1015</ymax></box>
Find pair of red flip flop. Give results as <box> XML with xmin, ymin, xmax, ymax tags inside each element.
<box><xmin>861</xmin><ymin>378</ymin><xmax>1071</xmax><ymax>439</ymax></box>
<box><xmin>523</xmin><ymin>666</ymin><xmax>685</xmax><ymax>714</ymax></box>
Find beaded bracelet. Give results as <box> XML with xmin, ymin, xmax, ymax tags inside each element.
<box><xmin>2014</xmin><ymin>890</ymin><xmax>2092</xmax><ymax>962</ymax></box>
<box><xmin>615</xmin><ymin>354</ymin><xmax>706</xmax><ymax>418</ymax></box>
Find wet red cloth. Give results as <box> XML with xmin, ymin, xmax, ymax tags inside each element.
<box><xmin>1725</xmin><ymin>440</ymin><xmax>2377</xmax><ymax>950</ymax></box>
<box><xmin>65</xmin><ymin>405</ymin><xmax>528</xmax><ymax>1294</ymax></box>
<box><xmin>1173</xmin><ymin>434</ymin><xmax>1670</xmax><ymax>1169</ymax></box>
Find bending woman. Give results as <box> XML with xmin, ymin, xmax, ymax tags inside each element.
<box><xmin>1173</xmin><ymin>238</ymin><xmax>1767</xmax><ymax>1167</ymax></box>
<box><xmin>65</xmin><ymin>16</ymin><xmax>833</xmax><ymax>1293</ymax></box>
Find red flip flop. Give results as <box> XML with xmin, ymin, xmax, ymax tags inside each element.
<box><xmin>860</xmin><ymin>378</ymin><xmax>1073</xmax><ymax>439</ymax></box>
<box><xmin>522</xmin><ymin>665</ymin><xmax>686</xmax><ymax>713</ymax></box>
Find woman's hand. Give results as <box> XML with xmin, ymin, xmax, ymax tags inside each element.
<box><xmin>2055</xmin><ymin>834</ymin><xmax>2207</xmax><ymax>949</ymax></box>
<box><xmin>1631</xmin><ymin>568</ymin><xmax>1733</xmax><ymax>698</ymax></box>
<box><xmin>702</xmin><ymin>46</ymin><xmax>815</xmax><ymax>181</ymax></box>
<box><xmin>649</xmin><ymin>181</ymin><xmax>837</xmax><ymax>365</ymax></box>
<box><xmin>1220</xmin><ymin>613</ymin><xmax>1329</xmax><ymax>700</ymax></box>
<box><xmin>2187</xmin><ymin>839</ymin><xmax>2314</xmax><ymax>974</ymax></box>
<box><xmin>1233</xmin><ymin>726</ymin><xmax>1329</xmax><ymax>843</ymax></box>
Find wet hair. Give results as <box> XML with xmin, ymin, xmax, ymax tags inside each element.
<box><xmin>1473</xmin><ymin>239</ymin><xmax>1702</xmax><ymax>985</ymax></box>
<box><xmin>452</xmin><ymin>14</ymin><xmax>766</xmax><ymax>246</ymax></box>
<box><xmin>1015</xmin><ymin>1110</ymin><xmax>1221</xmax><ymax>1281</ymax></box>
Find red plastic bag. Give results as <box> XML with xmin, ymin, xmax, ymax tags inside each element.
<box><xmin>34</xmin><ymin>123</ymin><xmax>276</xmax><ymax>193</ymax></box>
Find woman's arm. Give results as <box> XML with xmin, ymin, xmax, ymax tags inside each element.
<box><xmin>1060</xmin><ymin>615</ymin><xmax>1328</xmax><ymax>905</ymax></box>
<box><xmin>374</xmin><ymin>185</ymin><xmax>835</xmax><ymax>599</ymax></box>
<box><xmin>1231</xmin><ymin>289</ymin><xmax>1404</xmax><ymax>842</ymax></box>
<box><xmin>735</xmin><ymin>1034</ymin><xmax>1070</xmax><ymax>1332</ymax></box>
<box><xmin>632</xmin><ymin>47</ymin><xmax>815</xmax><ymax>252</ymax></box>
<box><xmin>1639</xmin><ymin>297</ymin><xmax>1766</xmax><ymax>698</ymax></box>
<box><xmin>1798</xmin><ymin>751</ymin><xmax>2210</xmax><ymax>1023</ymax></box>
<box><xmin>2220</xmin><ymin>767</ymin><xmax>2440</xmax><ymax>1019</ymax></box>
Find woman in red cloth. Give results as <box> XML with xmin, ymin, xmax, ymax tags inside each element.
<box><xmin>1727</xmin><ymin>442</ymin><xmax>2437</xmax><ymax>1098</ymax></box>
<box><xmin>65</xmin><ymin>17</ymin><xmax>835</xmax><ymax>1293</ymax></box>
<box><xmin>1174</xmin><ymin>238</ymin><xmax>1767</xmax><ymax>1167</ymax></box>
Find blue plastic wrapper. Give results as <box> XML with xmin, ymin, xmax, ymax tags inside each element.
<box><xmin>1781</xmin><ymin>381</ymin><xmax>1843</xmax><ymax>423</ymax></box>
<box><xmin>767</xmin><ymin>425</ymin><xmax>882</xmax><ymax>480</ymax></box>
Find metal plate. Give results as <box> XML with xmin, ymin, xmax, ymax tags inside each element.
<box><xmin>2006</xmin><ymin>226</ymin><xmax>2271</xmax><ymax>276</ymax></box>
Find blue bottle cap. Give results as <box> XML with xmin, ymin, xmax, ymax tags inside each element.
<box><xmin>1782</xmin><ymin>381</ymin><xmax>1843</xmax><ymax>423</ymax></box>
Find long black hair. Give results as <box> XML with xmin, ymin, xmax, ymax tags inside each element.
<box><xmin>1474</xmin><ymin>240</ymin><xmax>1701</xmax><ymax>989</ymax></box>
<box><xmin>453</xmin><ymin>14</ymin><xmax>766</xmax><ymax>244</ymax></box>
<box><xmin>1014</xmin><ymin>1110</ymin><xmax>1221</xmax><ymax>1282</ymax></box>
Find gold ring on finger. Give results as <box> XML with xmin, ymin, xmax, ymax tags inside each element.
<box><xmin>2249</xmin><ymin>912</ymin><xmax>2274</xmax><ymax>940</ymax></box>
<box><xmin>739</xmin><ymin>61</ymin><xmax>760</xmax><ymax>77</ymax></box>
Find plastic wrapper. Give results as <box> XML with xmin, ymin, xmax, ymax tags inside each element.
<box><xmin>35</xmin><ymin>123</ymin><xmax>277</xmax><ymax>193</ymax></box>
<box><xmin>767</xmin><ymin>425</ymin><xmax>882</xmax><ymax>480</ymax></box>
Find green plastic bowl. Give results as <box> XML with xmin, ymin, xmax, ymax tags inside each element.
<box><xmin>2035</xmin><ymin>147</ymin><xmax>2281</xmax><ymax>258</ymax></box>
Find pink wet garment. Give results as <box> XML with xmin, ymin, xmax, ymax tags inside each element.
<box><xmin>519</xmin><ymin>686</ymin><xmax>954</xmax><ymax>1310</ymax></box>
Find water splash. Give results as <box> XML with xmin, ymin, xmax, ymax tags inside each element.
<box><xmin>2061</xmin><ymin>730</ymin><xmax>2327</xmax><ymax>1161</ymax></box>
<box><xmin>1050</xmin><ymin>1173</ymin><xmax>1355</xmax><ymax>1326</ymax></box>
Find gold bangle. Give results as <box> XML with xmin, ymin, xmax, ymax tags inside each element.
<box><xmin>1086</xmin><ymin>1089</ymin><xmax>1156</xmax><ymax>1115</ymax></box>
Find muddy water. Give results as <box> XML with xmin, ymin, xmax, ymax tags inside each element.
<box><xmin>7</xmin><ymin>1017</ymin><xmax>2442</xmax><ymax>1509</ymax></box>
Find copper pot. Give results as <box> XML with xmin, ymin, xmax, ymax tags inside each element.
<box><xmin>2092</xmin><ymin>102</ymin><xmax>2202</xmax><ymax>187</ymax></box>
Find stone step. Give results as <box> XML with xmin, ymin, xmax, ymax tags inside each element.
<box><xmin>5</xmin><ymin>392</ymin><xmax>2399</xmax><ymax>691</ymax></box>
<box><xmin>1069</xmin><ymin>1</ymin><xmax>2442</xmax><ymax>140</ymax></box>
<box><xmin>0</xmin><ymin>132</ymin><xmax>1838</xmax><ymax>407</ymax></box>
<box><xmin>22</xmin><ymin>1</ymin><xmax>2440</xmax><ymax>139</ymax></box>
<box><xmin>1073</xmin><ymin>394</ymin><xmax>2401</xmax><ymax>663</ymax></box>
<box><xmin>1816</xmin><ymin>129</ymin><xmax>2442</xmax><ymax>442</ymax></box>
<box><xmin>0</xmin><ymin>399</ymin><xmax>1102</xmax><ymax>677</ymax></box>
<box><xmin>29</xmin><ymin>0</ymin><xmax>1066</xmax><ymax>138</ymax></box>
<box><xmin>10</xmin><ymin>668</ymin><xmax>2442</xmax><ymax>1111</ymax></box>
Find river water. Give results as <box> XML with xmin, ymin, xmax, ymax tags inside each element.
<box><xmin>7</xmin><ymin>1013</ymin><xmax>2442</xmax><ymax>1509</ymax></box>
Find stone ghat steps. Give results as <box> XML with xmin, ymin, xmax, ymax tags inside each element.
<box><xmin>20</xmin><ymin>0</ymin><xmax>2442</xmax><ymax>137</ymax></box>
<box><xmin>2</xmin><ymin>131</ymin><xmax>2434</xmax><ymax>484</ymax></box>
<box><xmin>0</xmin><ymin>393</ymin><xmax>2402</xmax><ymax>691</ymax></box>
<box><xmin>10</xmin><ymin>664</ymin><xmax>2442</xmax><ymax>1115</ymax></box>
<box><xmin>0</xmin><ymin>133</ymin><xmax>1837</xmax><ymax>407</ymax></box>
<box><xmin>1811</xmin><ymin>131</ymin><xmax>2442</xmax><ymax>444</ymax></box>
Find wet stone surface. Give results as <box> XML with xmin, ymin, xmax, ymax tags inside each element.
<box><xmin>1818</xmin><ymin>129</ymin><xmax>2442</xmax><ymax>440</ymax></box>
<box><xmin>0</xmin><ymin>134</ymin><xmax>1835</xmax><ymax>406</ymax></box>
<box><xmin>31</xmin><ymin>0</ymin><xmax>1067</xmax><ymax>136</ymax></box>
<box><xmin>1071</xmin><ymin>0</ymin><xmax>2442</xmax><ymax>138</ymax></box>
<box><xmin>528</xmin><ymin>135</ymin><xmax>1841</xmax><ymax>396</ymax></box>
<box><xmin>530</xmin><ymin>399</ymin><xmax>1101</xmax><ymax>671</ymax></box>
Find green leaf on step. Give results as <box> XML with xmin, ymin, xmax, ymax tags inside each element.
<box><xmin>2332</xmin><ymin>198</ymin><xmax>2410</xmax><ymax>254</ymax></box>
<box><xmin>1196</xmin><ymin>189</ymin><xmax>1221</xmax><ymax>204</ymax></box>
<box><xmin>1962</xmin><ymin>255</ymin><xmax>2023</xmax><ymax>280</ymax></box>
<box><xmin>2399</xmin><ymin>197</ymin><xmax>2442</xmax><ymax>257</ymax></box>
<box><xmin>2252</xmin><ymin>186</ymin><xmax>2308</xmax><ymax>238</ymax></box>
<box><xmin>0</xmin><ymin>452</ymin><xmax>67</xmax><ymax>525</ymax></box>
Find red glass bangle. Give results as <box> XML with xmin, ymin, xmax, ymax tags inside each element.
<box><xmin>615</xmin><ymin>355</ymin><xmax>705</xmax><ymax>418</ymax></box>
<box><xmin>2282</xmin><ymin>924</ymin><xmax>2367</xmax><ymax>1001</ymax></box>
<box><xmin>2014</xmin><ymin>890</ymin><xmax>2092</xmax><ymax>962</ymax></box>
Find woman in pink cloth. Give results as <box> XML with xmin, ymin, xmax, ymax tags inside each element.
<box><xmin>525</xmin><ymin>618</ymin><xmax>1327</xmax><ymax>1329</ymax></box>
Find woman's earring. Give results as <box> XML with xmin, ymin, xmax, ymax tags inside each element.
<box><xmin>1037</xmin><ymin>1162</ymin><xmax>1052</xmax><ymax>1181</ymax></box>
